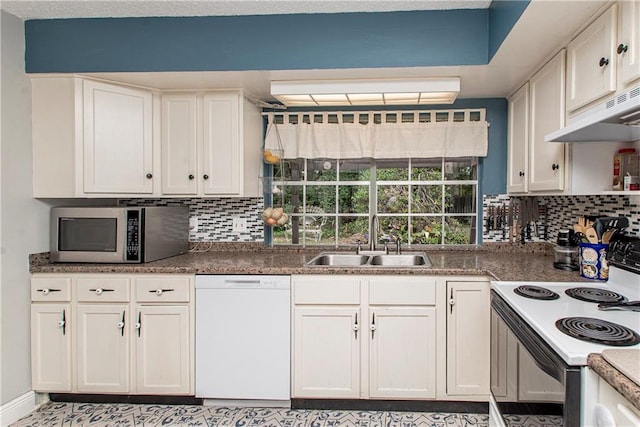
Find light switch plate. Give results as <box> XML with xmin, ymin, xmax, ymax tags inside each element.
<box><xmin>189</xmin><ymin>217</ymin><xmax>198</xmax><ymax>233</ymax></box>
<box><xmin>232</xmin><ymin>217</ymin><xmax>247</xmax><ymax>232</ymax></box>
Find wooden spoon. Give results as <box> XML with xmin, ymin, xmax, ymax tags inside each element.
<box><xmin>602</xmin><ymin>229</ymin><xmax>615</xmax><ymax>244</ymax></box>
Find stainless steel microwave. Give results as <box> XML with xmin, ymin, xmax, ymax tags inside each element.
<box><xmin>50</xmin><ymin>206</ymin><xmax>189</xmax><ymax>263</ymax></box>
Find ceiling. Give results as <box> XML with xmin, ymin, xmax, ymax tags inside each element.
<box><xmin>1</xmin><ymin>0</ymin><xmax>493</xmax><ymax>20</ymax></box>
<box><xmin>3</xmin><ymin>0</ymin><xmax>608</xmax><ymax>102</ymax></box>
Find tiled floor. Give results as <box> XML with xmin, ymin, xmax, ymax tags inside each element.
<box><xmin>11</xmin><ymin>402</ymin><xmax>490</xmax><ymax>426</ymax></box>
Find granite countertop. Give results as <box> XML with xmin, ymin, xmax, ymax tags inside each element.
<box><xmin>30</xmin><ymin>242</ymin><xmax>588</xmax><ymax>282</ymax></box>
<box><xmin>588</xmin><ymin>352</ymin><xmax>640</xmax><ymax>410</ymax></box>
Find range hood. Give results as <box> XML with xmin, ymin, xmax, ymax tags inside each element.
<box><xmin>545</xmin><ymin>86</ymin><xmax>640</xmax><ymax>143</ymax></box>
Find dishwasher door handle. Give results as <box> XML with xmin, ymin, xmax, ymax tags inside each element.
<box><xmin>222</xmin><ymin>279</ymin><xmax>262</xmax><ymax>288</ymax></box>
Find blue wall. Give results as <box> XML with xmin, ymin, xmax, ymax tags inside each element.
<box><xmin>24</xmin><ymin>3</ymin><xmax>529</xmax><ymax>73</ymax></box>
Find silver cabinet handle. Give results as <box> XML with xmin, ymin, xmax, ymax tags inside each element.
<box><xmin>89</xmin><ymin>288</ymin><xmax>114</xmax><ymax>295</ymax></box>
<box><xmin>37</xmin><ymin>288</ymin><xmax>61</xmax><ymax>295</ymax></box>
<box><xmin>370</xmin><ymin>313</ymin><xmax>376</xmax><ymax>339</ymax></box>
<box><xmin>353</xmin><ymin>313</ymin><xmax>359</xmax><ymax>339</ymax></box>
<box><xmin>118</xmin><ymin>311</ymin><xmax>125</xmax><ymax>336</ymax></box>
<box><xmin>135</xmin><ymin>312</ymin><xmax>142</xmax><ymax>337</ymax></box>
<box><xmin>59</xmin><ymin>309</ymin><xmax>66</xmax><ymax>335</ymax></box>
<box><xmin>449</xmin><ymin>289</ymin><xmax>455</xmax><ymax>314</ymax></box>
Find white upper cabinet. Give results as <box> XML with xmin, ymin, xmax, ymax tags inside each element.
<box><xmin>528</xmin><ymin>50</ymin><xmax>566</xmax><ymax>192</ymax></box>
<box><xmin>32</xmin><ymin>77</ymin><xmax>156</xmax><ymax>198</ymax></box>
<box><xmin>161</xmin><ymin>94</ymin><xmax>198</xmax><ymax>195</ymax></box>
<box><xmin>507</xmin><ymin>83</ymin><xmax>529</xmax><ymax>194</ymax></box>
<box><xmin>566</xmin><ymin>2</ymin><xmax>640</xmax><ymax>114</ymax></box>
<box><xmin>508</xmin><ymin>50</ymin><xmax>567</xmax><ymax>194</ymax></box>
<box><xmin>83</xmin><ymin>80</ymin><xmax>154</xmax><ymax>194</ymax></box>
<box><xmin>566</xmin><ymin>5</ymin><xmax>617</xmax><ymax>113</ymax></box>
<box><xmin>160</xmin><ymin>92</ymin><xmax>262</xmax><ymax>197</ymax></box>
<box><xmin>619</xmin><ymin>0</ymin><xmax>640</xmax><ymax>86</ymax></box>
<box><xmin>201</xmin><ymin>93</ymin><xmax>241</xmax><ymax>195</ymax></box>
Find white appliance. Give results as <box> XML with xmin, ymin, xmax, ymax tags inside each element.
<box><xmin>489</xmin><ymin>236</ymin><xmax>640</xmax><ymax>427</ymax></box>
<box><xmin>195</xmin><ymin>275</ymin><xmax>291</xmax><ymax>406</ymax></box>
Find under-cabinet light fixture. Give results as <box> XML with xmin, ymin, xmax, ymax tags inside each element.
<box><xmin>270</xmin><ymin>77</ymin><xmax>460</xmax><ymax>106</ymax></box>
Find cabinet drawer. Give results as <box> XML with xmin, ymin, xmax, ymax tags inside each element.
<box><xmin>294</xmin><ymin>276</ymin><xmax>360</xmax><ymax>305</ymax></box>
<box><xmin>31</xmin><ymin>277</ymin><xmax>72</xmax><ymax>302</ymax></box>
<box><xmin>369</xmin><ymin>277</ymin><xmax>436</xmax><ymax>305</ymax></box>
<box><xmin>134</xmin><ymin>276</ymin><xmax>191</xmax><ymax>302</ymax></box>
<box><xmin>76</xmin><ymin>277</ymin><xmax>130</xmax><ymax>302</ymax></box>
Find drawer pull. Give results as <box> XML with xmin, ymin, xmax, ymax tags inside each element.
<box><xmin>37</xmin><ymin>288</ymin><xmax>61</xmax><ymax>295</ymax></box>
<box><xmin>149</xmin><ymin>288</ymin><xmax>175</xmax><ymax>296</ymax></box>
<box><xmin>450</xmin><ymin>289</ymin><xmax>455</xmax><ymax>314</ymax></box>
<box><xmin>89</xmin><ymin>288</ymin><xmax>114</xmax><ymax>295</ymax></box>
<box><xmin>599</xmin><ymin>57</ymin><xmax>609</xmax><ymax>67</ymax></box>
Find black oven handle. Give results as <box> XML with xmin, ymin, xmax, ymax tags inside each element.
<box><xmin>491</xmin><ymin>290</ymin><xmax>568</xmax><ymax>384</ymax></box>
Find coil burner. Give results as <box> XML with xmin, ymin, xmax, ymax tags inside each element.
<box><xmin>556</xmin><ymin>317</ymin><xmax>640</xmax><ymax>346</ymax></box>
<box><xmin>513</xmin><ymin>285</ymin><xmax>560</xmax><ymax>300</ymax></box>
<box><xmin>565</xmin><ymin>287</ymin><xmax>627</xmax><ymax>304</ymax></box>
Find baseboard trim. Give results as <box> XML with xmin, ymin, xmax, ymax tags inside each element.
<box><xmin>0</xmin><ymin>391</ymin><xmax>37</xmax><ymax>427</ymax></box>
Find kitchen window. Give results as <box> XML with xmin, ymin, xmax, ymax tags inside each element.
<box><xmin>268</xmin><ymin>156</ymin><xmax>478</xmax><ymax>246</ymax></box>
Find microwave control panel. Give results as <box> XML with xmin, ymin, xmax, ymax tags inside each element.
<box><xmin>126</xmin><ymin>210</ymin><xmax>140</xmax><ymax>261</ymax></box>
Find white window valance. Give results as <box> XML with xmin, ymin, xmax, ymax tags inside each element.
<box><xmin>264</xmin><ymin>109</ymin><xmax>489</xmax><ymax>159</ymax></box>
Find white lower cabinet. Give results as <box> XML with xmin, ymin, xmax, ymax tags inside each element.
<box><xmin>135</xmin><ymin>305</ymin><xmax>191</xmax><ymax>394</ymax></box>
<box><xmin>446</xmin><ymin>280</ymin><xmax>490</xmax><ymax>398</ymax></box>
<box><xmin>30</xmin><ymin>274</ymin><xmax>194</xmax><ymax>395</ymax></box>
<box><xmin>31</xmin><ymin>303</ymin><xmax>72</xmax><ymax>392</ymax></box>
<box><xmin>293</xmin><ymin>306</ymin><xmax>361</xmax><ymax>398</ymax></box>
<box><xmin>368</xmin><ymin>307</ymin><xmax>436</xmax><ymax>399</ymax></box>
<box><xmin>77</xmin><ymin>304</ymin><xmax>130</xmax><ymax>393</ymax></box>
<box><xmin>292</xmin><ymin>275</ymin><xmax>438</xmax><ymax>400</ymax></box>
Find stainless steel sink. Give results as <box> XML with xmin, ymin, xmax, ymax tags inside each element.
<box><xmin>370</xmin><ymin>253</ymin><xmax>432</xmax><ymax>267</ymax></box>
<box><xmin>305</xmin><ymin>253</ymin><xmax>371</xmax><ymax>266</ymax></box>
<box><xmin>305</xmin><ymin>252</ymin><xmax>431</xmax><ymax>267</ymax></box>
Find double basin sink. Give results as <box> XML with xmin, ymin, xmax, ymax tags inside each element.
<box><xmin>305</xmin><ymin>252</ymin><xmax>432</xmax><ymax>267</ymax></box>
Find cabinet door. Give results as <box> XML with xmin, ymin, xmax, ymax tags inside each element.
<box><xmin>31</xmin><ymin>304</ymin><xmax>72</xmax><ymax>392</ymax></box>
<box><xmin>76</xmin><ymin>304</ymin><xmax>130</xmax><ymax>393</ymax></box>
<box><xmin>135</xmin><ymin>305</ymin><xmax>191</xmax><ymax>394</ymax></box>
<box><xmin>507</xmin><ymin>83</ymin><xmax>529</xmax><ymax>193</ymax></box>
<box><xmin>528</xmin><ymin>50</ymin><xmax>566</xmax><ymax>192</ymax></box>
<box><xmin>83</xmin><ymin>80</ymin><xmax>153</xmax><ymax>194</ymax></box>
<box><xmin>446</xmin><ymin>282</ymin><xmax>490</xmax><ymax>396</ymax></box>
<box><xmin>566</xmin><ymin>5</ymin><xmax>617</xmax><ymax>112</ymax></box>
<box><xmin>201</xmin><ymin>93</ymin><xmax>240</xmax><ymax>195</ymax></box>
<box><xmin>161</xmin><ymin>94</ymin><xmax>198</xmax><ymax>195</ymax></box>
<box><xmin>369</xmin><ymin>307</ymin><xmax>436</xmax><ymax>399</ymax></box>
<box><xmin>293</xmin><ymin>306</ymin><xmax>360</xmax><ymax>398</ymax></box>
<box><xmin>619</xmin><ymin>0</ymin><xmax>640</xmax><ymax>85</ymax></box>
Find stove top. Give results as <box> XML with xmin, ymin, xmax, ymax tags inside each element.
<box><xmin>493</xmin><ymin>266</ymin><xmax>640</xmax><ymax>365</ymax></box>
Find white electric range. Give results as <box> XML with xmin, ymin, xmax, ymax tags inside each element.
<box><xmin>489</xmin><ymin>236</ymin><xmax>640</xmax><ymax>427</ymax></box>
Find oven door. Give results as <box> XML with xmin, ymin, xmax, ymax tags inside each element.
<box><xmin>490</xmin><ymin>290</ymin><xmax>582</xmax><ymax>427</ymax></box>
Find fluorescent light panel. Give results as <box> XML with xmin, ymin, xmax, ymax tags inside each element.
<box><xmin>271</xmin><ymin>77</ymin><xmax>460</xmax><ymax>106</ymax></box>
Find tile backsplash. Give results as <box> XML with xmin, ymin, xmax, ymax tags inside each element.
<box><xmin>119</xmin><ymin>198</ymin><xmax>264</xmax><ymax>242</ymax></box>
<box><xmin>483</xmin><ymin>194</ymin><xmax>640</xmax><ymax>243</ymax></box>
<box><xmin>122</xmin><ymin>194</ymin><xmax>639</xmax><ymax>245</ymax></box>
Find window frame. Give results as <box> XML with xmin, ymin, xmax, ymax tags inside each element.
<box><xmin>267</xmin><ymin>157</ymin><xmax>479</xmax><ymax>247</ymax></box>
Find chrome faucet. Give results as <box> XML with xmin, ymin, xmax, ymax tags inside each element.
<box><xmin>369</xmin><ymin>214</ymin><xmax>379</xmax><ymax>252</ymax></box>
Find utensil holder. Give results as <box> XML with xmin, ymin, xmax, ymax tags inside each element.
<box><xmin>579</xmin><ymin>242</ymin><xmax>609</xmax><ymax>281</ymax></box>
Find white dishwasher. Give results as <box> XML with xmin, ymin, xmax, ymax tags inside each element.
<box><xmin>195</xmin><ymin>275</ymin><xmax>291</xmax><ymax>405</ymax></box>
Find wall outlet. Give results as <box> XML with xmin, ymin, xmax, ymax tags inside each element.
<box><xmin>189</xmin><ymin>217</ymin><xmax>198</xmax><ymax>233</ymax></box>
<box><xmin>232</xmin><ymin>217</ymin><xmax>248</xmax><ymax>232</ymax></box>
